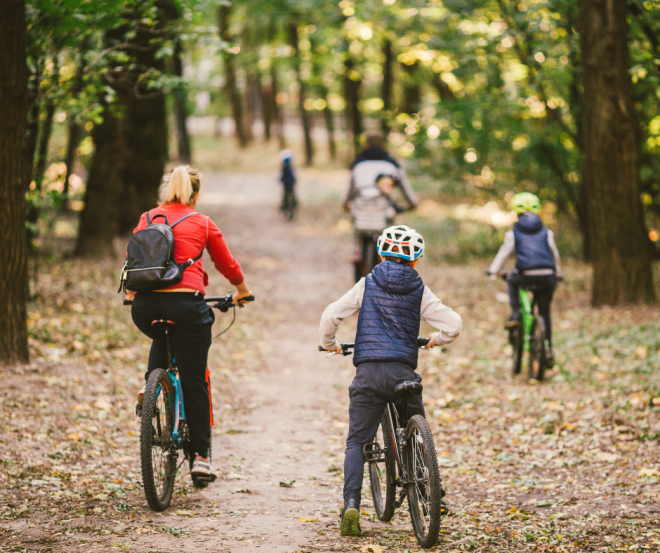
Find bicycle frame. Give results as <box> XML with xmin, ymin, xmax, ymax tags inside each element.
<box><xmin>518</xmin><ymin>287</ymin><xmax>535</xmax><ymax>352</ymax></box>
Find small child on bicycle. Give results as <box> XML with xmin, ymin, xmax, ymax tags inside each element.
<box><xmin>318</xmin><ymin>225</ymin><xmax>462</xmax><ymax>536</ymax></box>
<box><xmin>279</xmin><ymin>149</ymin><xmax>297</xmax><ymax>215</ymax></box>
<box><xmin>488</xmin><ymin>192</ymin><xmax>561</xmax><ymax>364</ymax></box>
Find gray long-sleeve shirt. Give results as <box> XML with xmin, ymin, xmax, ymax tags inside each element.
<box><xmin>319</xmin><ymin>278</ymin><xmax>462</xmax><ymax>351</ymax></box>
<box><xmin>488</xmin><ymin>229</ymin><xmax>562</xmax><ymax>276</ymax></box>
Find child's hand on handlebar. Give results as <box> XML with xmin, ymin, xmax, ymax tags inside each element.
<box><xmin>331</xmin><ymin>343</ymin><xmax>343</xmax><ymax>354</ymax></box>
<box><xmin>125</xmin><ymin>290</ymin><xmax>136</xmax><ymax>301</ymax></box>
<box><xmin>427</xmin><ymin>333</ymin><xmax>439</xmax><ymax>348</ymax></box>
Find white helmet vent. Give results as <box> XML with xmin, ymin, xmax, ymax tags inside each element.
<box><xmin>377</xmin><ymin>225</ymin><xmax>425</xmax><ymax>262</ymax></box>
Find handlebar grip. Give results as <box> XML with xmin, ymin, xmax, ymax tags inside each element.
<box><xmin>123</xmin><ymin>300</ymin><xmax>133</xmax><ymax>306</ymax></box>
<box><xmin>417</xmin><ymin>337</ymin><xmax>430</xmax><ymax>347</ymax></box>
<box><xmin>318</xmin><ymin>346</ymin><xmax>327</xmax><ymax>352</ymax></box>
<box><xmin>237</xmin><ymin>295</ymin><xmax>255</xmax><ymax>303</ymax></box>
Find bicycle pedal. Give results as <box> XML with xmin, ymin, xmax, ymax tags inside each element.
<box><xmin>362</xmin><ymin>442</ymin><xmax>386</xmax><ymax>462</ymax></box>
<box><xmin>193</xmin><ymin>473</ymin><xmax>217</xmax><ymax>483</ymax></box>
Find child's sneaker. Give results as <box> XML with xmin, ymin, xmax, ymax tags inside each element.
<box><xmin>340</xmin><ymin>499</ymin><xmax>361</xmax><ymax>536</ymax></box>
<box><xmin>134</xmin><ymin>385</ymin><xmax>145</xmax><ymax>417</ymax></box>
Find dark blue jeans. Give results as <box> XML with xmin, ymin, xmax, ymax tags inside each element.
<box><xmin>508</xmin><ymin>273</ymin><xmax>556</xmax><ymax>345</ymax></box>
<box><xmin>344</xmin><ymin>361</ymin><xmax>425</xmax><ymax>506</ymax></box>
<box><xmin>131</xmin><ymin>291</ymin><xmax>215</xmax><ymax>458</ymax></box>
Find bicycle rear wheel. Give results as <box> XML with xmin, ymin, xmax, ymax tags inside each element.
<box><xmin>529</xmin><ymin>316</ymin><xmax>547</xmax><ymax>382</ymax></box>
<box><xmin>406</xmin><ymin>415</ymin><xmax>443</xmax><ymax>548</ymax></box>
<box><xmin>511</xmin><ymin>325</ymin><xmax>523</xmax><ymax>375</ymax></box>
<box><xmin>368</xmin><ymin>412</ymin><xmax>397</xmax><ymax>521</ymax></box>
<box><xmin>141</xmin><ymin>369</ymin><xmax>176</xmax><ymax>511</ymax></box>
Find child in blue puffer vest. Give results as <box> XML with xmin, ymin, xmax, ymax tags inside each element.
<box><xmin>318</xmin><ymin>225</ymin><xmax>462</xmax><ymax>536</ymax></box>
<box><xmin>488</xmin><ymin>192</ymin><xmax>561</xmax><ymax>364</ymax></box>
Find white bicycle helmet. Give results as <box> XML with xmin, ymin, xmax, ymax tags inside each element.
<box><xmin>377</xmin><ymin>225</ymin><xmax>425</xmax><ymax>262</ymax></box>
<box><xmin>279</xmin><ymin>149</ymin><xmax>294</xmax><ymax>161</ymax></box>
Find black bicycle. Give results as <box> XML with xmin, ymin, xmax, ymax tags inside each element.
<box><xmin>125</xmin><ymin>293</ymin><xmax>254</xmax><ymax>511</ymax></box>
<box><xmin>280</xmin><ymin>189</ymin><xmax>297</xmax><ymax>221</ymax></box>
<box><xmin>319</xmin><ymin>338</ymin><xmax>446</xmax><ymax>548</ymax></box>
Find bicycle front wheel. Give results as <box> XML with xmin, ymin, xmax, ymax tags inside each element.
<box><xmin>368</xmin><ymin>412</ymin><xmax>397</xmax><ymax>521</ymax></box>
<box><xmin>141</xmin><ymin>368</ymin><xmax>176</xmax><ymax>511</ymax></box>
<box><xmin>406</xmin><ymin>415</ymin><xmax>443</xmax><ymax>548</ymax></box>
<box><xmin>529</xmin><ymin>316</ymin><xmax>547</xmax><ymax>382</ymax></box>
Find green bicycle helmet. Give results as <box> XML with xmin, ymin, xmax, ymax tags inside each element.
<box><xmin>510</xmin><ymin>192</ymin><xmax>541</xmax><ymax>214</ymax></box>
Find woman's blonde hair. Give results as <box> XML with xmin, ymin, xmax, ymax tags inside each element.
<box><xmin>159</xmin><ymin>165</ymin><xmax>202</xmax><ymax>206</ymax></box>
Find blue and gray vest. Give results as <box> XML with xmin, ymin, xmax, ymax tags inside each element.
<box><xmin>353</xmin><ymin>261</ymin><xmax>424</xmax><ymax>369</ymax></box>
<box><xmin>513</xmin><ymin>213</ymin><xmax>555</xmax><ymax>271</ymax></box>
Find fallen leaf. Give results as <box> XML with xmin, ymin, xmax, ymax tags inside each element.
<box><xmin>298</xmin><ymin>517</ymin><xmax>319</xmax><ymax>522</ymax></box>
<box><xmin>598</xmin><ymin>451</ymin><xmax>618</xmax><ymax>462</ymax></box>
<box><xmin>94</xmin><ymin>398</ymin><xmax>112</xmax><ymax>410</ymax></box>
<box><xmin>67</xmin><ymin>432</ymin><xmax>79</xmax><ymax>441</ymax></box>
<box><xmin>175</xmin><ymin>510</ymin><xmax>194</xmax><ymax>516</ymax></box>
<box><xmin>279</xmin><ymin>479</ymin><xmax>295</xmax><ymax>487</ymax></box>
<box><xmin>360</xmin><ymin>546</ymin><xmax>383</xmax><ymax>553</ymax></box>
<box><xmin>638</xmin><ymin>467</ymin><xmax>659</xmax><ymax>477</ymax></box>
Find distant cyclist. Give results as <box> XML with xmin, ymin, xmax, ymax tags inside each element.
<box><xmin>279</xmin><ymin>149</ymin><xmax>297</xmax><ymax>220</ymax></box>
<box><xmin>128</xmin><ymin>165</ymin><xmax>253</xmax><ymax>479</ymax></box>
<box><xmin>488</xmin><ymin>192</ymin><xmax>561</xmax><ymax>364</ymax></box>
<box><xmin>342</xmin><ymin>132</ymin><xmax>418</xmax><ymax>282</ymax></box>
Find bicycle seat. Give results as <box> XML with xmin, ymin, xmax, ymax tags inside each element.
<box><xmin>151</xmin><ymin>320</ymin><xmax>176</xmax><ymax>334</ymax></box>
<box><xmin>394</xmin><ymin>381</ymin><xmax>423</xmax><ymax>400</ymax></box>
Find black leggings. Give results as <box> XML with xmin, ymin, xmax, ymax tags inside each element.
<box><xmin>508</xmin><ymin>273</ymin><xmax>556</xmax><ymax>345</ymax></box>
<box><xmin>131</xmin><ymin>292</ymin><xmax>215</xmax><ymax>458</ymax></box>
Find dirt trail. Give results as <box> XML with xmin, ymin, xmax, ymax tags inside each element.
<box><xmin>154</xmin><ymin>167</ymin><xmax>359</xmax><ymax>551</ymax></box>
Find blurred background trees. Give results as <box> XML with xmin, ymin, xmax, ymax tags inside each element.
<box><xmin>1</xmin><ymin>0</ymin><xmax>660</xmax><ymax>362</ymax></box>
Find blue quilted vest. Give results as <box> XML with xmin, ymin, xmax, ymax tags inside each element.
<box><xmin>353</xmin><ymin>261</ymin><xmax>424</xmax><ymax>369</ymax></box>
<box><xmin>513</xmin><ymin>213</ymin><xmax>555</xmax><ymax>271</ymax></box>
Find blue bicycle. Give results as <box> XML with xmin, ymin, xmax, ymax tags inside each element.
<box><xmin>126</xmin><ymin>293</ymin><xmax>254</xmax><ymax>511</ymax></box>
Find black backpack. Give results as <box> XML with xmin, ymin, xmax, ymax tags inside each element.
<box><xmin>118</xmin><ymin>212</ymin><xmax>203</xmax><ymax>293</ymax></box>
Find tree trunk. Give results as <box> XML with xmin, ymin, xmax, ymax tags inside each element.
<box><xmin>400</xmin><ymin>61</ymin><xmax>421</xmax><ymax>115</ymax></box>
<box><xmin>63</xmin><ymin>41</ymin><xmax>89</xmax><ymax>210</ymax></box>
<box><xmin>270</xmin><ymin>63</ymin><xmax>285</xmax><ymax>148</ymax></box>
<box><xmin>117</xmin><ymin>91</ymin><xmax>168</xmax><ymax>235</ymax></box>
<box><xmin>344</xmin><ymin>57</ymin><xmax>363</xmax><ymax>158</ymax></box>
<box><xmin>34</xmin><ymin>55</ymin><xmax>58</xmax><ymax>191</ymax></box>
<box><xmin>323</xmin><ymin>90</ymin><xmax>336</xmax><ymax>160</ymax></box>
<box><xmin>260</xmin><ymin>74</ymin><xmax>273</xmax><ymax>142</ymax></box>
<box><xmin>288</xmin><ymin>21</ymin><xmax>313</xmax><ymax>166</ymax></box>
<box><xmin>0</xmin><ymin>0</ymin><xmax>29</xmax><ymax>364</ymax></box>
<box><xmin>579</xmin><ymin>0</ymin><xmax>655</xmax><ymax>305</ymax></box>
<box><xmin>173</xmin><ymin>38</ymin><xmax>192</xmax><ymax>164</ymax></box>
<box><xmin>381</xmin><ymin>37</ymin><xmax>394</xmax><ymax>135</ymax></box>
<box><xmin>219</xmin><ymin>6</ymin><xmax>247</xmax><ymax>148</ymax></box>
<box><xmin>75</xmin><ymin>106</ymin><xmax>123</xmax><ymax>256</ymax></box>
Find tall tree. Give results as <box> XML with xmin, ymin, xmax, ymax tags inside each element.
<box><xmin>288</xmin><ymin>20</ymin><xmax>314</xmax><ymax>166</ymax></box>
<box><xmin>0</xmin><ymin>0</ymin><xmax>29</xmax><ymax>363</ymax></box>
<box><xmin>75</xmin><ymin>105</ymin><xmax>123</xmax><ymax>256</ymax></box>
<box><xmin>173</xmin><ymin>38</ymin><xmax>192</xmax><ymax>164</ymax></box>
<box><xmin>381</xmin><ymin>37</ymin><xmax>394</xmax><ymax>136</ymax></box>
<box><xmin>219</xmin><ymin>5</ymin><xmax>248</xmax><ymax>148</ymax></box>
<box><xmin>344</xmin><ymin>56</ymin><xmax>362</xmax><ymax>158</ymax></box>
<box><xmin>579</xmin><ymin>0</ymin><xmax>655</xmax><ymax>305</ymax></box>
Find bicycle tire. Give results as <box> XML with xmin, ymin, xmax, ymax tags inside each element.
<box><xmin>141</xmin><ymin>369</ymin><xmax>176</xmax><ymax>511</ymax></box>
<box><xmin>368</xmin><ymin>412</ymin><xmax>397</xmax><ymax>521</ymax></box>
<box><xmin>406</xmin><ymin>415</ymin><xmax>443</xmax><ymax>548</ymax></box>
<box><xmin>511</xmin><ymin>325</ymin><xmax>523</xmax><ymax>375</ymax></box>
<box><xmin>529</xmin><ymin>316</ymin><xmax>547</xmax><ymax>382</ymax></box>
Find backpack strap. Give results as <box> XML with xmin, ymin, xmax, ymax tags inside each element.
<box><xmin>171</xmin><ymin>212</ymin><xmax>199</xmax><ymax>228</ymax></box>
<box><xmin>179</xmin><ymin>250</ymin><xmax>203</xmax><ymax>270</ymax></box>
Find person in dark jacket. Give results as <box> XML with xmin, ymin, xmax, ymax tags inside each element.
<box><xmin>318</xmin><ymin>225</ymin><xmax>462</xmax><ymax>537</ymax></box>
<box><xmin>279</xmin><ymin>149</ymin><xmax>297</xmax><ymax>218</ymax></box>
<box><xmin>488</xmin><ymin>192</ymin><xmax>562</xmax><ymax>362</ymax></box>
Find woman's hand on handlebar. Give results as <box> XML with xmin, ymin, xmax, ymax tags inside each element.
<box><xmin>233</xmin><ymin>280</ymin><xmax>253</xmax><ymax>307</ymax></box>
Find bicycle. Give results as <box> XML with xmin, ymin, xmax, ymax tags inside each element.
<box><xmin>124</xmin><ymin>293</ymin><xmax>255</xmax><ymax>511</ymax></box>
<box><xmin>280</xmin><ymin>188</ymin><xmax>297</xmax><ymax>221</ymax></box>
<box><xmin>319</xmin><ymin>338</ymin><xmax>446</xmax><ymax>548</ymax></box>
<box><xmin>494</xmin><ymin>272</ymin><xmax>560</xmax><ymax>382</ymax></box>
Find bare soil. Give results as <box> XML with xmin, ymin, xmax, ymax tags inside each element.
<box><xmin>1</xmin><ymin>161</ymin><xmax>659</xmax><ymax>552</ymax></box>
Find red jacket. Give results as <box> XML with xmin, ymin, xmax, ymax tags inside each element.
<box><xmin>134</xmin><ymin>203</ymin><xmax>244</xmax><ymax>295</ymax></box>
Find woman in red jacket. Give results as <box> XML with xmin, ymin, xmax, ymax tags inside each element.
<box><xmin>129</xmin><ymin>165</ymin><xmax>252</xmax><ymax>478</ymax></box>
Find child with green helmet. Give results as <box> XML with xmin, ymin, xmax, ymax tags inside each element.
<box><xmin>488</xmin><ymin>193</ymin><xmax>561</xmax><ymax>365</ymax></box>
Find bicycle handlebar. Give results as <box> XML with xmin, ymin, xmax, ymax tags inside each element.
<box><xmin>122</xmin><ymin>293</ymin><xmax>256</xmax><ymax>312</ymax></box>
<box><xmin>319</xmin><ymin>336</ymin><xmax>431</xmax><ymax>356</ymax></box>
<box><xmin>489</xmin><ymin>271</ymin><xmax>563</xmax><ymax>282</ymax></box>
